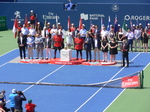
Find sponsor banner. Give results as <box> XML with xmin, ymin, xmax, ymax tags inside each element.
<box><xmin>122</xmin><ymin>75</ymin><xmax>140</xmax><ymax>88</ymax></box>
<box><xmin>0</xmin><ymin>16</ymin><xmax>7</xmax><ymax>31</ymax></box>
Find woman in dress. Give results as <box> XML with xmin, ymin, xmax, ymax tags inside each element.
<box><xmin>101</xmin><ymin>36</ymin><xmax>108</xmax><ymax>62</ymax></box>
<box><xmin>118</xmin><ymin>28</ymin><xmax>124</xmax><ymax>51</ymax></box>
<box><xmin>109</xmin><ymin>38</ymin><xmax>118</xmax><ymax>62</ymax></box>
<box><xmin>142</xmin><ymin>29</ymin><xmax>149</xmax><ymax>52</ymax></box>
<box><xmin>65</xmin><ymin>28</ymin><xmax>73</xmax><ymax>49</ymax></box>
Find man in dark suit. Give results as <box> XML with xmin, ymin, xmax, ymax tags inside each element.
<box><xmin>17</xmin><ymin>33</ymin><xmax>26</xmax><ymax>59</ymax></box>
<box><xmin>121</xmin><ymin>38</ymin><xmax>129</xmax><ymax>67</ymax></box>
<box><xmin>93</xmin><ymin>34</ymin><xmax>101</xmax><ymax>62</ymax></box>
<box><xmin>84</xmin><ymin>33</ymin><xmax>92</xmax><ymax>62</ymax></box>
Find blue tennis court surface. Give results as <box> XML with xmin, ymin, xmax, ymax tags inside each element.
<box><xmin>0</xmin><ymin>49</ymin><xmax>150</xmax><ymax>112</ymax></box>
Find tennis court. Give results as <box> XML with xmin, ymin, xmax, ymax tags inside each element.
<box><xmin>1</xmin><ymin>30</ymin><xmax>150</xmax><ymax>112</ymax></box>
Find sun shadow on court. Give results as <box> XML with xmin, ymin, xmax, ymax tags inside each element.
<box><xmin>143</xmin><ymin>87</ymin><xmax>150</xmax><ymax>89</ymax></box>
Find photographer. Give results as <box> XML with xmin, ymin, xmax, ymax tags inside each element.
<box><xmin>14</xmin><ymin>91</ymin><xmax>26</xmax><ymax>112</ymax></box>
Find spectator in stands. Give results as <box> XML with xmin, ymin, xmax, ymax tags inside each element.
<box><xmin>74</xmin><ymin>33</ymin><xmax>84</xmax><ymax>60</ymax></box>
<box><xmin>108</xmin><ymin>38</ymin><xmax>118</xmax><ymax>62</ymax></box>
<box><xmin>9</xmin><ymin>89</ymin><xmax>18</xmax><ymax>112</ymax></box>
<box><xmin>17</xmin><ymin>33</ymin><xmax>26</xmax><ymax>60</ymax></box>
<box><xmin>0</xmin><ymin>101</ymin><xmax>5</xmax><ymax>112</ymax></box>
<box><xmin>134</xmin><ymin>25</ymin><xmax>142</xmax><ymax>51</ymax></box>
<box><xmin>14</xmin><ymin>91</ymin><xmax>26</xmax><ymax>112</ymax></box>
<box><xmin>84</xmin><ymin>33</ymin><xmax>93</xmax><ymax>62</ymax></box>
<box><xmin>142</xmin><ymin>29</ymin><xmax>149</xmax><ymax>52</ymax></box>
<box><xmin>35</xmin><ymin>33</ymin><xmax>44</xmax><ymax>59</ymax></box>
<box><xmin>65</xmin><ymin>28</ymin><xmax>73</xmax><ymax>49</ymax></box>
<box><xmin>0</xmin><ymin>90</ymin><xmax>6</xmax><ymax>110</ymax></box>
<box><xmin>101</xmin><ymin>36</ymin><xmax>108</xmax><ymax>62</ymax></box>
<box><xmin>125</xmin><ymin>28</ymin><xmax>134</xmax><ymax>52</ymax></box>
<box><xmin>26</xmin><ymin>33</ymin><xmax>35</xmax><ymax>59</ymax></box>
<box><xmin>25</xmin><ymin>99</ymin><xmax>36</xmax><ymax>112</ymax></box>
<box><xmin>44</xmin><ymin>34</ymin><xmax>52</xmax><ymax>59</ymax></box>
<box><xmin>53</xmin><ymin>32</ymin><xmax>63</xmax><ymax>58</ymax></box>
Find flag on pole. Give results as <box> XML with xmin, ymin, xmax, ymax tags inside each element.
<box><xmin>24</xmin><ymin>14</ymin><xmax>28</xmax><ymax>28</ymax></box>
<box><xmin>35</xmin><ymin>14</ymin><xmax>38</xmax><ymax>29</ymax></box>
<box><xmin>107</xmin><ymin>16</ymin><xmax>111</xmax><ymax>32</ymax></box>
<box><xmin>67</xmin><ymin>16</ymin><xmax>71</xmax><ymax>29</ymax></box>
<box><xmin>100</xmin><ymin>17</ymin><xmax>104</xmax><ymax>31</ymax></box>
<box><xmin>122</xmin><ymin>20</ymin><xmax>127</xmax><ymax>36</ymax></box>
<box><xmin>12</xmin><ymin>18</ymin><xmax>18</xmax><ymax>38</ymax></box>
<box><xmin>114</xmin><ymin>15</ymin><xmax>118</xmax><ymax>33</ymax></box>
<box><xmin>56</xmin><ymin>14</ymin><xmax>58</xmax><ymax>28</ymax></box>
<box><xmin>130</xmin><ymin>19</ymin><xmax>133</xmax><ymax>30</ymax></box>
<box><xmin>79</xmin><ymin>17</ymin><xmax>82</xmax><ymax>30</ymax></box>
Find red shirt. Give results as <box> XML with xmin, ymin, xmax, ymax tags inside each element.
<box><xmin>30</xmin><ymin>15</ymin><xmax>35</xmax><ymax>20</ymax></box>
<box><xmin>53</xmin><ymin>35</ymin><xmax>63</xmax><ymax>47</ymax></box>
<box><xmin>25</xmin><ymin>103</ymin><xmax>36</xmax><ymax>112</ymax></box>
<box><xmin>74</xmin><ymin>37</ymin><xmax>84</xmax><ymax>50</ymax></box>
<box><xmin>18</xmin><ymin>26</ymin><xmax>22</xmax><ymax>31</ymax></box>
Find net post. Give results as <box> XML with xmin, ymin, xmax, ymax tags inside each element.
<box><xmin>140</xmin><ymin>70</ymin><xmax>144</xmax><ymax>89</ymax></box>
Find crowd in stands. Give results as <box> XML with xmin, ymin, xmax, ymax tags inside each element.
<box><xmin>0</xmin><ymin>89</ymin><xmax>36</xmax><ymax>112</ymax></box>
<box><xmin>16</xmin><ymin>10</ymin><xmax>150</xmax><ymax>62</ymax></box>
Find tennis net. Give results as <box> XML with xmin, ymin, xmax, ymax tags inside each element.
<box><xmin>0</xmin><ymin>71</ymin><xmax>144</xmax><ymax>89</ymax></box>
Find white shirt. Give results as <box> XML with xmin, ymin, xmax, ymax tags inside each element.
<box><xmin>126</xmin><ymin>32</ymin><xmax>134</xmax><ymax>40</ymax></box>
<box><xmin>94</xmin><ymin>39</ymin><xmax>98</xmax><ymax>47</ymax></box>
<box><xmin>66</xmin><ymin>31</ymin><xmax>72</xmax><ymax>44</ymax></box>
<box><xmin>21</xmin><ymin>27</ymin><xmax>29</xmax><ymax>35</ymax></box>
<box><xmin>101</xmin><ymin>30</ymin><xmax>108</xmax><ymax>38</ymax></box>
<box><xmin>79</xmin><ymin>29</ymin><xmax>87</xmax><ymax>37</ymax></box>
<box><xmin>134</xmin><ymin>29</ymin><xmax>141</xmax><ymax>38</ymax></box>
<box><xmin>29</xmin><ymin>28</ymin><xmax>36</xmax><ymax>36</ymax></box>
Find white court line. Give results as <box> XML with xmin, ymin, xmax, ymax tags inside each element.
<box><xmin>103</xmin><ymin>62</ymin><xmax>150</xmax><ymax>112</ymax></box>
<box><xmin>74</xmin><ymin>53</ymin><xmax>141</xmax><ymax>112</ymax></box>
<box><xmin>6</xmin><ymin>64</ymin><xmax>65</xmax><ymax>103</ymax></box>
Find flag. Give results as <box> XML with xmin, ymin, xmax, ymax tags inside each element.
<box><xmin>100</xmin><ymin>17</ymin><xmax>104</xmax><ymax>31</ymax></box>
<box><xmin>122</xmin><ymin>20</ymin><xmax>127</xmax><ymax>36</ymax></box>
<box><xmin>35</xmin><ymin>14</ymin><xmax>38</xmax><ymax>29</ymax></box>
<box><xmin>24</xmin><ymin>14</ymin><xmax>28</xmax><ymax>28</ymax></box>
<box><xmin>107</xmin><ymin>16</ymin><xmax>111</xmax><ymax>31</ymax></box>
<box><xmin>67</xmin><ymin>16</ymin><xmax>71</xmax><ymax>29</ymax></box>
<box><xmin>56</xmin><ymin>14</ymin><xmax>58</xmax><ymax>28</ymax></box>
<box><xmin>79</xmin><ymin>17</ymin><xmax>82</xmax><ymax>30</ymax></box>
<box><xmin>114</xmin><ymin>15</ymin><xmax>118</xmax><ymax>33</ymax></box>
<box><xmin>130</xmin><ymin>19</ymin><xmax>133</xmax><ymax>30</ymax></box>
<box><xmin>12</xmin><ymin>18</ymin><xmax>18</xmax><ymax>38</ymax></box>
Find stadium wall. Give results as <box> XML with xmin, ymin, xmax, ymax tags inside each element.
<box><xmin>1</xmin><ymin>2</ymin><xmax>150</xmax><ymax>30</ymax></box>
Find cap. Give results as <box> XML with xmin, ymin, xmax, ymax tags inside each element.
<box><xmin>82</xmin><ymin>24</ymin><xmax>85</xmax><ymax>26</ymax></box>
<box><xmin>148</xmin><ymin>23</ymin><xmax>150</xmax><ymax>25</ymax></box>
<box><xmin>37</xmin><ymin>22</ymin><xmax>40</xmax><ymax>24</ymax></box>
<box><xmin>30</xmin><ymin>10</ymin><xmax>33</xmax><ymax>12</ymax></box>
<box><xmin>12</xmin><ymin>89</ymin><xmax>17</xmax><ymax>93</ymax></box>
<box><xmin>139</xmin><ymin>23</ymin><xmax>142</xmax><ymax>25</ymax></box>
<box><xmin>71</xmin><ymin>23</ymin><xmax>74</xmax><ymax>25</ymax></box>
<box><xmin>18</xmin><ymin>21</ymin><xmax>21</xmax><ymax>23</ymax></box>
<box><xmin>28</xmin><ymin>21</ymin><xmax>30</xmax><ymax>24</ymax></box>
<box><xmin>28</xmin><ymin>99</ymin><xmax>32</xmax><ymax>103</ymax></box>
<box><xmin>47</xmin><ymin>22</ymin><xmax>50</xmax><ymax>24</ymax></box>
<box><xmin>118</xmin><ymin>24</ymin><xmax>120</xmax><ymax>26</ymax></box>
<box><xmin>133</xmin><ymin>24</ymin><xmax>135</xmax><ymax>26</ymax></box>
